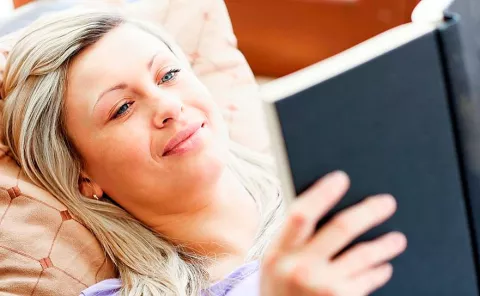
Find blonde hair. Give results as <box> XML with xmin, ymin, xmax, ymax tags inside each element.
<box><xmin>1</xmin><ymin>10</ymin><xmax>284</xmax><ymax>296</ymax></box>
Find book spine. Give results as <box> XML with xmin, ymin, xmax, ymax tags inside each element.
<box><xmin>261</xmin><ymin>98</ymin><xmax>297</xmax><ymax>204</ymax></box>
<box><xmin>436</xmin><ymin>13</ymin><xmax>480</xmax><ymax>284</ymax></box>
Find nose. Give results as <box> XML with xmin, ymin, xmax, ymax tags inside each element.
<box><xmin>151</xmin><ymin>94</ymin><xmax>184</xmax><ymax>128</ymax></box>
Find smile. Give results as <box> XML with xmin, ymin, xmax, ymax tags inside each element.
<box><xmin>162</xmin><ymin>122</ymin><xmax>205</xmax><ymax>157</ymax></box>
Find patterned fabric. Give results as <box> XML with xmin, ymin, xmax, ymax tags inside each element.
<box><xmin>0</xmin><ymin>144</ymin><xmax>116</xmax><ymax>295</ymax></box>
<box><xmin>0</xmin><ymin>0</ymin><xmax>264</xmax><ymax>295</ymax></box>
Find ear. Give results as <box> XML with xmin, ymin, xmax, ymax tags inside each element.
<box><xmin>78</xmin><ymin>172</ymin><xmax>104</xmax><ymax>200</ymax></box>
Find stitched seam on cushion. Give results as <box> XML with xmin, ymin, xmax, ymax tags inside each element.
<box><xmin>0</xmin><ymin>187</ymin><xmax>62</xmax><ymax>212</ymax></box>
<box><xmin>52</xmin><ymin>266</ymin><xmax>88</xmax><ymax>288</ymax></box>
<box><xmin>0</xmin><ymin>244</ymin><xmax>38</xmax><ymax>261</ymax></box>
<box><xmin>0</xmin><ymin>240</ymin><xmax>89</xmax><ymax>289</ymax></box>
<box><xmin>187</xmin><ymin>1</ymin><xmax>212</xmax><ymax>68</ymax></box>
<box><xmin>30</xmin><ymin>269</ymin><xmax>43</xmax><ymax>296</ymax></box>
<box><xmin>47</xmin><ymin>222</ymin><xmax>63</xmax><ymax>257</ymax></box>
<box><xmin>0</xmin><ymin>198</ymin><xmax>12</xmax><ymax>227</ymax></box>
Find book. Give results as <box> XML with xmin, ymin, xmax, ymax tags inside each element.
<box><xmin>261</xmin><ymin>0</ymin><xmax>480</xmax><ymax>295</ymax></box>
<box><xmin>445</xmin><ymin>0</ymin><xmax>480</xmax><ymax>276</ymax></box>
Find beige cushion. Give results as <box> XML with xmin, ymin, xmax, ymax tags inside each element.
<box><xmin>0</xmin><ymin>0</ymin><xmax>262</xmax><ymax>295</ymax></box>
<box><xmin>0</xmin><ymin>146</ymin><xmax>116</xmax><ymax>295</ymax></box>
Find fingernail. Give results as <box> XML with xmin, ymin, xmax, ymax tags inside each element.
<box><xmin>373</xmin><ymin>194</ymin><xmax>396</xmax><ymax>210</ymax></box>
<box><xmin>326</xmin><ymin>171</ymin><xmax>349</xmax><ymax>196</ymax></box>
<box><xmin>382</xmin><ymin>263</ymin><xmax>393</xmax><ymax>274</ymax></box>
<box><xmin>389</xmin><ymin>232</ymin><xmax>407</xmax><ymax>249</ymax></box>
<box><xmin>324</xmin><ymin>170</ymin><xmax>348</xmax><ymax>185</ymax></box>
<box><xmin>329</xmin><ymin>170</ymin><xmax>347</xmax><ymax>178</ymax></box>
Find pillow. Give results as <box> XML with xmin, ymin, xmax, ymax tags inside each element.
<box><xmin>0</xmin><ymin>146</ymin><xmax>116</xmax><ymax>295</ymax></box>
<box><xmin>0</xmin><ymin>0</ymin><xmax>265</xmax><ymax>295</ymax></box>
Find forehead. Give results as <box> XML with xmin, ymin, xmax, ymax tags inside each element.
<box><xmin>68</xmin><ymin>23</ymin><xmax>174</xmax><ymax>86</ymax></box>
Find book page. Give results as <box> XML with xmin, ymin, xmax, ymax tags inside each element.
<box><xmin>411</xmin><ymin>0</ymin><xmax>455</xmax><ymax>23</ymax></box>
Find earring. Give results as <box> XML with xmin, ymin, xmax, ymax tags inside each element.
<box><xmin>93</xmin><ymin>194</ymin><xmax>99</xmax><ymax>200</ymax></box>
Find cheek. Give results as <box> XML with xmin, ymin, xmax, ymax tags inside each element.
<box><xmin>187</xmin><ymin>84</ymin><xmax>228</xmax><ymax>137</ymax></box>
<box><xmin>85</xmin><ymin>129</ymin><xmax>151</xmax><ymax>185</ymax></box>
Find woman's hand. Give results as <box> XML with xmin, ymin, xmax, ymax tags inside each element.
<box><xmin>260</xmin><ymin>171</ymin><xmax>407</xmax><ymax>296</ymax></box>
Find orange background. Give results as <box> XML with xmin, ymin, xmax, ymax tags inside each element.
<box><xmin>13</xmin><ymin>0</ymin><xmax>421</xmax><ymax>77</ymax></box>
<box><xmin>225</xmin><ymin>0</ymin><xmax>420</xmax><ymax>77</ymax></box>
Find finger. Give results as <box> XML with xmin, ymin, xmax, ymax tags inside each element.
<box><xmin>332</xmin><ymin>231</ymin><xmax>407</xmax><ymax>276</ymax></box>
<box><xmin>273</xmin><ymin>170</ymin><xmax>350</xmax><ymax>253</ymax></box>
<box><xmin>274</xmin><ymin>255</ymin><xmax>338</xmax><ymax>296</ymax></box>
<box><xmin>346</xmin><ymin>263</ymin><xmax>394</xmax><ymax>296</ymax></box>
<box><xmin>305</xmin><ymin>194</ymin><xmax>397</xmax><ymax>257</ymax></box>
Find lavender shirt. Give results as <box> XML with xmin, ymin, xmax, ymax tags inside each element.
<box><xmin>80</xmin><ymin>261</ymin><xmax>260</xmax><ymax>296</ymax></box>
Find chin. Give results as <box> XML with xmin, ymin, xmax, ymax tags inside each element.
<box><xmin>192</xmin><ymin>133</ymin><xmax>228</xmax><ymax>173</ymax></box>
<box><xmin>163</xmin><ymin>121</ymin><xmax>230</xmax><ymax>190</ymax></box>
<box><xmin>198</xmin><ymin>144</ymin><xmax>228</xmax><ymax>177</ymax></box>
<box><xmin>171</xmin><ymin>154</ymin><xmax>226</xmax><ymax>203</ymax></box>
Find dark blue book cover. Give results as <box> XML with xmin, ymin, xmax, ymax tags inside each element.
<box><xmin>262</xmin><ymin>10</ymin><xmax>479</xmax><ymax>296</ymax></box>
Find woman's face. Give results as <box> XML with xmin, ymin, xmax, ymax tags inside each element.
<box><xmin>65</xmin><ymin>24</ymin><xmax>230</xmax><ymax>217</ymax></box>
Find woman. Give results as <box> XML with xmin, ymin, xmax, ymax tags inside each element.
<box><xmin>1</xmin><ymin>10</ymin><xmax>406</xmax><ymax>296</ymax></box>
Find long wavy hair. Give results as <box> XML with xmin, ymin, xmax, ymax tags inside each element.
<box><xmin>1</xmin><ymin>10</ymin><xmax>284</xmax><ymax>296</ymax></box>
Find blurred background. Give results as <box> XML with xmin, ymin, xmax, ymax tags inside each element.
<box><xmin>0</xmin><ymin>0</ymin><xmax>420</xmax><ymax>79</ymax></box>
<box><xmin>225</xmin><ymin>0</ymin><xmax>419</xmax><ymax>78</ymax></box>
<box><xmin>0</xmin><ymin>0</ymin><xmax>14</xmax><ymax>18</ymax></box>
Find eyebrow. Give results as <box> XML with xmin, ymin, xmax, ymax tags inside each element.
<box><xmin>95</xmin><ymin>52</ymin><xmax>161</xmax><ymax>105</ymax></box>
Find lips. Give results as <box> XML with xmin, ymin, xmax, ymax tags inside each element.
<box><xmin>162</xmin><ymin>122</ymin><xmax>204</xmax><ymax>156</ymax></box>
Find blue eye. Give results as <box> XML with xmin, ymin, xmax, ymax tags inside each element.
<box><xmin>113</xmin><ymin>102</ymin><xmax>133</xmax><ymax>119</ymax></box>
<box><xmin>159</xmin><ymin>69</ymin><xmax>181</xmax><ymax>84</ymax></box>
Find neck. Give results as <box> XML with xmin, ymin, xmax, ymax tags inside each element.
<box><xmin>150</xmin><ymin>168</ymin><xmax>261</xmax><ymax>280</ymax></box>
